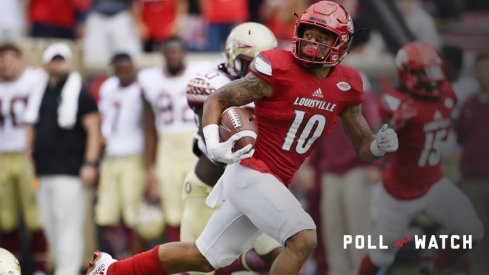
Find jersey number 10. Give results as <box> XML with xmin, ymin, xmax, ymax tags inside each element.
<box><xmin>282</xmin><ymin>110</ymin><xmax>326</xmax><ymax>154</ymax></box>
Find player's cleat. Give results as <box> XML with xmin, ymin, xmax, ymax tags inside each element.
<box><xmin>86</xmin><ymin>251</ymin><xmax>117</xmax><ymax>275</ymax></box>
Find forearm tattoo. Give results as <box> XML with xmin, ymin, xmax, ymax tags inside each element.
<box><xmin>216</xmin><ymin>73</ymin><xmax>272</xmax><ymax>108</ymax></box>
<box><xmin>341</xmin><ymin>104</ymin><xmax>376</xmax><ymax>152</ymax></box>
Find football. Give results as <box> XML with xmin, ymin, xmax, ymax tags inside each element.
<box><xmin>219</xmin><ymin>107</ymin><xmax>258</xmax><ymax>152</ymax></box>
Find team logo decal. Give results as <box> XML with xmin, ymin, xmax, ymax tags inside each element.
<box><xmin>185</xmin><ymin>181</ymin><xmax>191</xmax><ymax>193</ymax></box>
<box><xmin>337</xmin><ymin>81</ymin><xmax>351</xmax><ymax>91</ymax></box>
<box><xmin>344</xmin><ymin>234</ymin><xmax>473</xmax><ymax>250</ymax></box>
<box><xmin>312</xmin><ymin>88</ymin><xmax>323</xmax><ymax>98</ymax></box>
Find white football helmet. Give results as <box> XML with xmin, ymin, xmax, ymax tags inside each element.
<box><xmin>0</xmin><ymin>248</ymin><xmax>20</xmax><ymax>275</ymax></box>
<box><xmin>225</xmin><ymin>22</ymin><xmax>278</xmax><ymax>78</ymax></box>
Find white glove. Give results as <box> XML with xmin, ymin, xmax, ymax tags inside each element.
<box><xmin>370</xmin><ymin>124</ymin><xmax>399</xmax><ymax>157</ymax></box>
<box><xmin>203</xmin><ymin>124</ymin><xmax>256</xmax><ymax>164</ymax></box>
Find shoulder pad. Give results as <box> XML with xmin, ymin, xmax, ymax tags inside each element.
<box><xmin>186</xmin><ymin>69</ymin><xmax>231</xmax><ymax>108</ymax></box>
<box><xmin>100</xmin><ymin>76</ymin><xmax>119</xmax><ymax>95</ymax></box>
<box><xmin>382</xmin><ymin>90</ymin><xmax>407</xmax><ymax>112</ymax></box>
<box><xmin>251</xmin><ymin>54</ymin><xmax>272</xmax><ymax>76</ymax></box>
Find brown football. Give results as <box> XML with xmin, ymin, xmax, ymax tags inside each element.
<box><xmin>219</xmin><ymin>107</ymin><xmax>258</xmax><ymax>152</ymax></box>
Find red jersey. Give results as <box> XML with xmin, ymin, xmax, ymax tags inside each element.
<box><xmin>202</xmin><ymin>0</ymin><xmax>248</xmax><ymax>24</ymax></box>
<box><xmin>29</xmin><ymin>0</ymin><xmax>89</xmax><ymax>28</ymax></box>
<box><xmin>381</xmin><ymin>84</ymin><xmax>457</xmax><ymax>199</ymax></box>
<box><xmin>241</xmin><ymin>49</ymin><xmax>364</xmax><ymax>186</ymax></box>
<box><xmin>140</xmin><ymin>0</ymin><xmax>177</xmax><ymax>41</ymax></box>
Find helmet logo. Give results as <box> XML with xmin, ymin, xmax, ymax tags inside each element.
<box><xmin>337</xmin><ymin>81</ymin><xmax>351</xmax><ymax>91</ymax></box>
<box><xmin>347</xmin><ymin>17</ymin><xmax>354</xmax><ymax>33</ymax></box>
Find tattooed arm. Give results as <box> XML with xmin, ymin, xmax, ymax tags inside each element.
<box><xmin>341</xmin><ymin>104</ymin><xmax>380</xmax><ymax>161</ymax></box>
<box><xmin>202</xmin><ymin>72</ymin><xmax>273</xmax><ymax>127</ymax></box>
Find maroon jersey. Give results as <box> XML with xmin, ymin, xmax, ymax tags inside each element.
<box><xmin>241</xmin><ymin>49</ymin><xmax>364</xmax><ymax>186</ymax></box>
<box><xmin>380</xmin><ymin>84</ymin><xmax>457</xmax><ymax>199</ymax></box>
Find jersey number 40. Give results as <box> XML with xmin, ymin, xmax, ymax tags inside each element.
<box><xmin>0</xmin><ymin>97</ymin><xmax>28</xmax><ymax>129</ymax></box>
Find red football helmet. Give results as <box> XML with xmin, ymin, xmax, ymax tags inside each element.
<box><xmin>395</xmin><ymin>41</ymin><xmax>445</xmax><ymax>97</ymax></box>
<box><xmin>292</xmin><ymin>1</ymin><xmax>354</xmax><ymax>67</ymax></box>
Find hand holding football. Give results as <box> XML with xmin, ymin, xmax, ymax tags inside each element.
<box><xmin>219</xmin><ymin>107</ymin><xmax>258</xmax><ymax>152</ymax></box>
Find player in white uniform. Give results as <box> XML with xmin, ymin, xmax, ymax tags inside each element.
<box><xmin>184</xmin><ymin>23</ymin><xmax>283</xmax><ymax>275</ymax></box>
<box><xmin>0</xmin><ymin>43</ymin><xmax>48</xmax><ymax>273</ymax></box>
<box><xmin>96</xmin><ymin>53</ymin><xmax>154</xmax><ymax>257</ymax></box>
<box><xmin>138</xmin><ymin>36</ymin><xmax>209</xmax><ymax>242</ymax></box>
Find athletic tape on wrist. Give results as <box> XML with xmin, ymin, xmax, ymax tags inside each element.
<box><xmin>370</xmin><ymin>139</ymin><xmax>385</xmax><ymax>157</ymax></box>
<box><xmin>203</xmin><ymin>124</ymin><xmax>220</xmax><ymax>146</ymax></box>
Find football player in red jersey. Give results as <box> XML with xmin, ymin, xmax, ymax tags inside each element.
<box><xmin>358</xmin><ymin>42</ymin><xmax>484</xmax><ymax>275</ymax></box>
<box><xmin>86</xmin><ymin>2</ymin><xmax>398</xmax><ymax>275</ymax></box>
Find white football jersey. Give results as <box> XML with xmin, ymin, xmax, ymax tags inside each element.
<box><xmin>186</xmin><ymin>68</ymin><xmax>233</xmax><ymax>108</ymax></box>
<box><xmin>99</xmin><ymin>77</ymin><xmax>145</xmax><ymax>157</ymax></box>
<box><xmin>186</xmin><ymin>68</ymin><xmax>234</xmax><ymax>156</ymax></box>
<box><xmin>138</xmin><ymin>62</ymin><xmax>209</xmax><ymax>134</ymax></box>
<box><xmin>0</xmin><ymin>67</ymin><xmax>44</xmax><ymax>152</ymax></box>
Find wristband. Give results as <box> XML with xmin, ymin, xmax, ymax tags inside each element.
<box><xmin>203</xmin><ymin>124</ymin><xmax>220</xmax><ymax>146</ymax></box>
<box><xmin>370</xmin><ymin>139</ymin><xmax>385</xmax><ymax>157</ymax></box>
<box><xmin>83</xmin><ymin>160</ymin><xmax>98</xmax><ymax>167</ymax></box>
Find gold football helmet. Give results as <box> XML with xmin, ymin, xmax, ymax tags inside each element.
<box><xmin>225</xmin><ymin>22</ymin><xmax>278</xmax><ymax>78</ymax></box>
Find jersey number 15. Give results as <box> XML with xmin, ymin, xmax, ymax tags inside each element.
<box><xmin>418</xmin><ymin>129</ymin><xmax>448</xmax><ymax>167</ymax></box>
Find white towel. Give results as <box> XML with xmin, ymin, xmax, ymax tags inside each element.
<box><xmin>25</xmin><ymin>72</ymin><xmax>82</xmax><ymax>129</ymax></box>
<box><xmin>24</xmin><ymin>71</ymin><xmax>48</xmax><ymax>125</ymax></box>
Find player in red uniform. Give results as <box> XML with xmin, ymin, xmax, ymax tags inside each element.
<box><xmin>358</xmin><ymin>42</ymin><xmax>484</xmax><ymax>275</ymax></box>
<box><xmin>86</xmin><ymin>2</ymin><xmax>398</xmax><ymax>275</ymax></box>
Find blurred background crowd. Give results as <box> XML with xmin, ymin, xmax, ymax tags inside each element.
<box><xmin>0</xmin><ymin>0</ymin><xmax>488</xmax><ymax>274</ymax></box>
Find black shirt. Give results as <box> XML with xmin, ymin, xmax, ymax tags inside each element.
<box><xmin>33</xmin><ymin>77</ymin><xmax>98</xmax><ymax>176</ymax></box>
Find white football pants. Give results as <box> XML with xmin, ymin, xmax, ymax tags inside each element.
<box><xmin>37</xmin><ymin>176</ymin><xmax>88</xmax><ymax>275</ymax></box>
